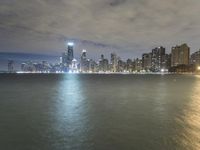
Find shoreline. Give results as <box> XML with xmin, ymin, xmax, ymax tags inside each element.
<box><xmin>0</xmin><ymin>72</ymin><xmax>199</xmax><ymax>75</ymax></box>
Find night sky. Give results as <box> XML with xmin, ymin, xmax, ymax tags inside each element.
<box><xmin>0</xmin><ymin>0</ymin><xmax>200</xmax><ymax>60</ymax></box>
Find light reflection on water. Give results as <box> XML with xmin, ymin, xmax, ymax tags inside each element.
<box><xmin>176</xmin><ymin>76</ymin><xmax>200</xmax><ymax>150</ymax></box>
<box><xmin>57</xmin><ymin>75</ymin><xmax>84</xmax><ymax>122</ymax></box>
<box><xmin>54</xmin><ymin>75</ymin><xmax>91</xmax><ymax>149</ymax></box>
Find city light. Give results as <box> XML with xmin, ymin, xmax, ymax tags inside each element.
<box><xmin>161</xmin><ymin>69</ymin><xmax>165</xmax><ymax>72</ymax></box>
<box><xmin>82</xmin><ymin>49</ymin><xmax>87</xmax><ymax>53</ymax></box>
<box><xmin>67</xmin><ymin>42</ymin><xmax>74</xmax><ymax>46</ymax></box>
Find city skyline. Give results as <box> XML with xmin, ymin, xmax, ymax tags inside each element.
<box><xmin>3</xmin><ymin>42</ymin><xmax>200</xmax><ymax>73</ymax></box>
<box><xmin>1</xmin><ymin>0</ymin><xmax>200</xmax><ymax>59</ymax></box>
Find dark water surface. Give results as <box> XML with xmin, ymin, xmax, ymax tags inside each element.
<box><xmin>0</xmin><ymin>74</ymin><xmax>200</xmax><ymax>150</ymax></box>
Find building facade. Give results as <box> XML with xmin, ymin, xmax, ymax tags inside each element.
<box><xmin>171</xmin><ymin>43</ymin><xmax>190</xmax><ymax>67</ymax></box>
<box><xmin>151</xmin><ymin>47</ymin><xmax>166</xmax><ymax>72</ymax></box>
<box><xmin>111</xmin><ymin>53</ymin><xmax>117</xmax><ymax>72</ymax></box>
<box><xmin>142</xmin><ymin>53</ymin><xmax>152</xmax><ymax>71</ymax></box>
<box><xmin>190</xmin><ymin>50</ymin><xmax>200</xmax><ymax>67</ymax></box>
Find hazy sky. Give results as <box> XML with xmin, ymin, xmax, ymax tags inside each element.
<box><xmin>0</xmin><ymin>0</ymin><xmax>200</xmax><ymax>60</ymax></box>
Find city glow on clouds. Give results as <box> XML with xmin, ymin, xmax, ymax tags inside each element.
<box><xmin>0</xmin><ymin>0</ymin><xmax>200</xmax><ymax>59</ymax></box>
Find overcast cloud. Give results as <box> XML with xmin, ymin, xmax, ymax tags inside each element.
<box><xmin>0</xmin><ymin>0</ymin><xmax>200</xmax><ymax>59</ymax></box>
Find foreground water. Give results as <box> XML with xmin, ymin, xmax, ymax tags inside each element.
<box><xmin>0</xmin><ymin>74</ymin><xmax>200</xmax><ymax>150</ymax></box>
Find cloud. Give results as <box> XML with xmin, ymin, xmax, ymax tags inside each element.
<box><xmin>0</xmin><ymin>0</ymin><xmax>200</xmax><ymax>59</ymax></box>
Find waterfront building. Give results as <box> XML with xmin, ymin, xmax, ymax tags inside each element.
<box><xmin>8</xmin><ymin>60</ymin><xmax>14</xmax><ymax>72</ymax></box>
<box><xmin>80</xmin><ymin>49</ymin><xmax>88</xmax><ymax>72</ymax></box>
<box><xmin>88</xmin><ymin>59</ymin><xmax>97</xmax><ymax>73</ymax></box>
<box><xmin>111</xmin><ymin>53</ymin><xmax>117</xmax><ymax>72</ymax></box>
<box><xmin>133</xmin><ymin>58</ymin><xmax>142</xmax><ymax>72</ymax></box>
<box><xmin>71</xmin><ymin>58</ymin><xmax>78</xmax><ymax>72</ymax></box>
<box><xmin>190</xmin><ymin>50</ymin><xmax>200</xmax><ymax>67</ymax></box>
<box><xmin>67</xmin><ymin>42</ymin><xmax>74</xmax><ymax>65</ymax></box>
<box><xmin>61</xmin><ymin>52</ymin><xmax>68</xmax><ymax>72</ymax></box>
<box><xmin>61</xmin><ymin>42</ymin><xmax>74</xmax><ymax>72</ymax></box>
<box><xmin>171</xmin><ymin>43</ymin><xmax>190</xmax><ymax>67</ymax></box>
<box><xmin>151</xmin><ymin>46</ymin><xmax>166</xmax><ymax>72</ymax></box>
<box><xmin>126</xmin><ymin>59</ymin><xmax>133</xmax><ymax>72</ymax></box>
<box><xmin>142</xmin><ymin>53</ymin><xmax>152</xmax><ymax>71</ymax></box>
<box><xmin>117</xmin><ymin>59</ymin><xmax>126</xmax><ymax>72</ymax></box>
<box><xmin>163</xmin><ymin>54</ymin><xmax>171</xmax><ymax>70</ymax></box>
<box><xmin>99</xmin><ymin>54</ymin><xmax>109</xmax><ymax>72</ymax></box>
<box><xmin>21</xmin><ymin>63</ymin><xmax>26</xmax><ymax>72</ymax></box>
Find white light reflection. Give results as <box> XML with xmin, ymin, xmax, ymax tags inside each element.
<box><xmin>54</xmin><ymin>74</ymin><xmax>88</xmax><ymax>143</ymax></box>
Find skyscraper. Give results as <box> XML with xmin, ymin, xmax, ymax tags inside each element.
<box><xmin>62</xmin><ymin>52</ymin><xmax>68</xmax><ymax>65</ymax></box>
<box><xmin>71</xmin><ymin>58</ymin><xmax>78</xmax><ymax>72</ymax></box>
<box><xmin>67</xmin><ymin>42</ymin><xmax>74</xmax><ymax>65</ymax></box>
<box><xmin>99</xmin><ymin>54</ymin><xmax>109</xmax><ymax>72</ymax></box>
<box><xmin>163</xmin><ymin>54</ymin><xmax>171</xmax><ymax>70</ymax></box>
<box><xmin>126</xmin><ymin>59</ymin><xmax>133</xmax><ymax>72</ymax></box>
<box><xmin>61</xmin><ymin>42</ymin><xmax>74</xmax><ymax>72</ymax></box>
<box><xmin>80</xmin><ymin>49</ymin><xmax>88</xmax><ymax>72</ymax></box>
<box><xmin>117</xmin><ymin>59</ymin><xmax>124</xmax><ymax>72</ymax></box>
<box><xmin>151</xmin><ymin>47</ymin><xmax>165</xmax><ymax>72</ymax></box>
<box><xmin>8</xmin><ymin>60</ymin><xmax>14</xmax><ymax>72</ymax></box>
<box><xmin>171</xmin><ymin>43</ymin><xmax>190</xmax><ymax>67</ymax></box>
<box><xmin>142</xmin><ymin>53</ymin><xmax>152</xmax><ymax>71</ymax></box>
<box><xmin>134</xmin><ymin>58</ymin><xmax>142</xmax><ymax>72</ymax></box>
<box><xmin>61</xmin><ymin>52</ymin><xmax>68</xmax><ymax>72</ymax></box>
<box><xmin>111</xmin><ymin>53</ymin><xmax>117</xmax><ymax>72</ymax></box>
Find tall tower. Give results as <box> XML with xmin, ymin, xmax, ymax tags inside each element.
<box><xmin>67</xmin><ymin>42</ymin><xmax>74</xmax><ymax>64</ymax></box>
<box><xmin>151</xmin><ymin>46</ymin><xmax>165</xmax><ymax>72</ymax></box>
<box><xmin>142</xmin><ymin>53</ymin><xmax>152</xmax><ymax>71</ymax></box>
<box><xmin>111</xmin><ymin>53</ymin><xmax>117</xmax><ymax>72</ymax></box>
<box><xmin>80</xmin><ymin>49</ymin><xmax>87</xmax><ymax>72</ymax></box>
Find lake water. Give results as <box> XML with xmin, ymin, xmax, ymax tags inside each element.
<box><xmin>0</xmin><ymin>74</ymin><xmax>200</xmax><ymax>150</ymax></box>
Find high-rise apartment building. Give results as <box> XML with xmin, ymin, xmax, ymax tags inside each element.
<box><xmin>111</xmin><ymin>53</ymin><xmax>117</xmax><ymax>72</ymax></box>
<box><xmin>151</xmin><ymin>46</ymin><xmax>165</xmax><ymax>72</ymax></box>
<box><xmin>171</xmin><ymin>43</ymin><xmax>190</xmax><ymax>67</ymax></box>
<box><xmin>190</xmin><ymin>50</ymin><xmax>200</xmax><ymax>67</ymax></box>
<box><xmin>142</xmin><ymin>53</ymin><xmax>152</xmax><ymax>71</ymax></box>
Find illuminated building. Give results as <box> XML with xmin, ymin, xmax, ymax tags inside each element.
<box><xmin>163</xmin><ymin>53</ymin><xmax>171</xmax><ymax>70</ymax></box>
<box><xmin>67</xmin><ymin>42</ymin><xmax>74</xmax><ymax>64</ymax></box>
<box><xmin>134</xmin><ymin>58</ymin><xmax>142</xmax><ymax>72</ymax></box>
<box><xmin>61</xmin><ymin>42</ymin><xmax>74</xmax><ymax>72</ymax></box>
<box><xmin>61</xmin><ymin>52</ymin><xmax>68</xmax><ymax>72</ymax></box>
<box><xmin>88</xmin><ymin>59</ymin><xmax>98</xmax><ymax>72</ymax></box>
<box><xmin>71</xmin><ymin>58</ymin><xmax>78</xmax><ymax>72</ymax></box>
<box><xmin>80</xmin><ymin>49</ymin><xmax>88</xmax><ymax>72</ymax></box>
<box><xmin>99</xmin><ymin>54</ymin><xmax>109</xmax><ymax>72</ymax></box>
<box><xmin>126</xmin><ymin>59</ymin><xmax>133</xmax><ymax>72</ymax></box>
<box><xmin>111</xmin><ymin>53</ymin><xmax>117</xmax><ymax>72</ymax></box>
<box><xmin>171</xmin><ymin>43</ymin><xmax>190</xmax><ymax>67</ymax></box>
<box><xmin>151</xmin><ymin>46</ymin><xmax>166</xmax><ymax>72</ymax></box>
